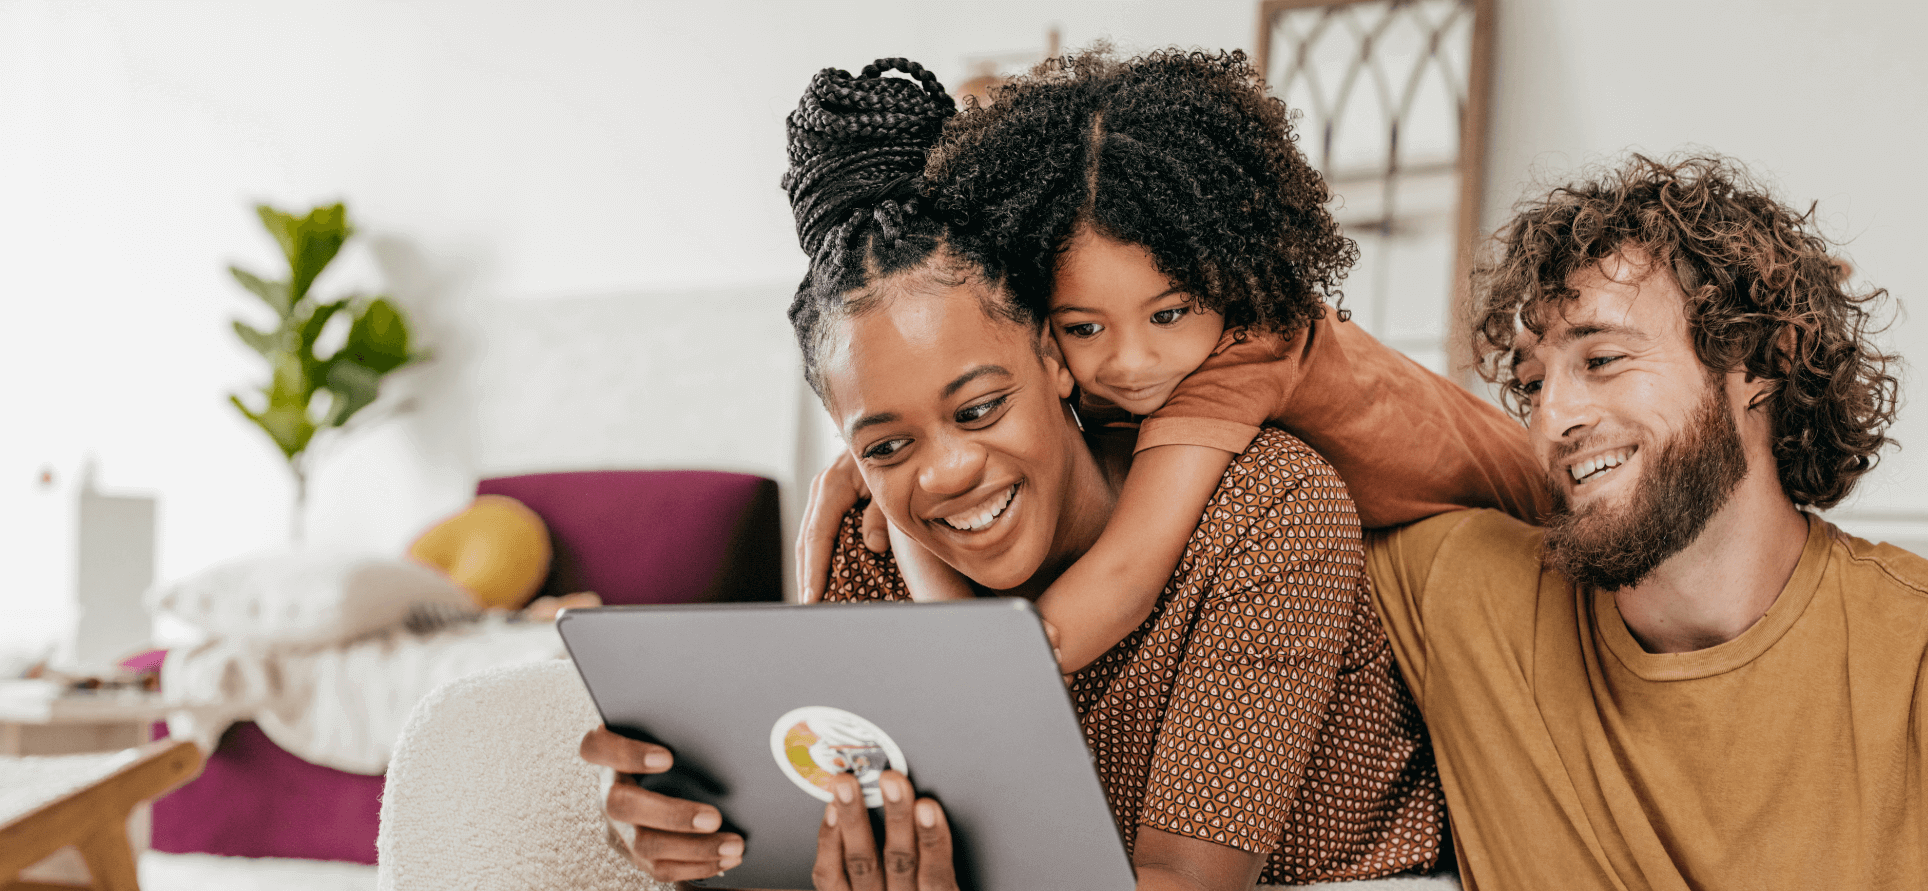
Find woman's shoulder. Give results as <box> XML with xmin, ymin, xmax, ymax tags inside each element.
<box><xmin>1224</xmin><ymin>427</ymin><xmax>1344</xmax><ymax>494</ymax></box>
<box><xmin>1199</xmin><ymin>427</ymin><xmax>1358</xmax><ymax>538</ymax></box>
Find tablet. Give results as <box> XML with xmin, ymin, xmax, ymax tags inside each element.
<box><xmin>558</xmin><ymin>598</ymin><xmax>1135</xmax><ymax>891</ymax></box>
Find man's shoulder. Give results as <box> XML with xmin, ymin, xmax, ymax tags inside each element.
<box><xmin>1371</xmin><ymin>508</ymin><xmax>1547</xmax><ymax>597</ymax></box>
<box><xmin>1824</xmin><ymin>521</ymin><xmax>1928</xmax><ymax>602</ymax></box>
<box><xmin>1390</xmin><ymin>507</ymin><xmax>1542</xmax><ymax>560</ymax></box>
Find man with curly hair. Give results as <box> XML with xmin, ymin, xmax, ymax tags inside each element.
<box><xmin>1369</xmin><ymin>153</ymin><xmax>1923</xmax><ymax>888</ymax></box>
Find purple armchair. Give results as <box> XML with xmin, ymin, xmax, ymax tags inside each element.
<box><xmin>144</xmin><ymin>470</ymin><xmax>782</xmax><ymax>863</ymax></box>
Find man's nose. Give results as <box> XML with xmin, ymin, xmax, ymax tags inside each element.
<box><xmin>1533</xmin><ymin>373</ymin><xmax>1598</xmax><ymax>442</ymax></box>
<box><xmin>917</xmin><ymin>431</ymin><xmax>987</xmax><ymax>496</ymax></box>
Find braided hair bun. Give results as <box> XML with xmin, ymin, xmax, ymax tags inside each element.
<box><xmin>782</xmin><ymin>58</ymin><xmax>958</xmax><ymax>397</ymax></box>
<box><xmin>783</xmin><ymin>58</ymin><xmax>955</xmax><ymax>277</ymax></box>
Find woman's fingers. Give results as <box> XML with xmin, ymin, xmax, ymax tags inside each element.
<box><xmin>582</xmin><ymin>726</ymin><xmax>724</xmax><ymax>834</ymax></box>
<box><xmin>810</xmin><ymin>771</ymin><xmax>957</xmax><ymax>891</ymax></box>
<box><xmin>832</xmin><ymin>774</ymin><xmax>886</xmax><ymax>891</ymax></box>
<box><xmin>603</xmin><ymin>776</ymin><xmax>727</xmax><ymax>835</ymax></box>
<box><xmin>581</xmin><ymin>726</ymin><xmax>744</xmax><ymax>881</ymax></box>
<box><xmin>579</xmin><ymin>726</ymin><xmax>672</xmax><ymax>774</ymax></box>
<box><xmin>913</xmin><ymin>799</ymin><xmax>959</xmax><ymax>891</ymax></box>
<box><xmin>877</xmin><ymin>772</ymin><xmax>920</xmax><ymax>890</ymax></box>
<box><xmin>626</xmin><ymin>828</ymin><xmax>744</xmax><ymax>881</ymax></box>
<box><xmin>813</xmin><ymin>801</ymin><xmax>851</xmax><ymax>891</ymax></box>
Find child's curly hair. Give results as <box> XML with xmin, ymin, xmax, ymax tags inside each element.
<box><xmin>927</xmin><ymin>47</ymin><xmax>1355</xmax><ymax>334</ymax></box>
<box><xmin>1472</xmin><ymin>153</ymin><xmax>1901</xmax><ymax>509</ymax></box>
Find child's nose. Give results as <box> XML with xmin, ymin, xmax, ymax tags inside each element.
<box><xmin>1109</xmin><ymin>333</ymin><xmax>1161</xmax><ymax>378</ymax></box>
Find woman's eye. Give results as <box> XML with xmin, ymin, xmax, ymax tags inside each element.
<box><xmin>1061</xmin><ymin>322</ymin><xmax>1100</xmax><ymax>338</ymax></box>
<box><xmin>862</xmin><ymin>439</ymin><xmax>908</xmax><ymax>461</ymax></box>
<box><xmin>1150</xmin><ymin>306</ymin><xmax>1190</xmax><ymax>325</ymax></box>
<box><xmin>1518</xmin><ymin>379</ymin><xmax>1544</xmax><ymax>397</ymax></box>
<box><xmin>957</xmin><ymin>395</ymin><xmax>1009</xmax><ymax>424</ymax></box>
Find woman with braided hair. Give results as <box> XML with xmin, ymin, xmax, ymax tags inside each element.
<box><xmin>582</xmin><ymin>56</ymin><xmax>1483</xmax><ymax>889</ymax></box>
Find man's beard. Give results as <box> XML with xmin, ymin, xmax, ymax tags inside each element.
<box><xmin>1542</xmin><ymin>381</ymin><xmax>1750</xmax><ymax>591</ymax></box>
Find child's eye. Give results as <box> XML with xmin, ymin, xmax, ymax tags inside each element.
<box><xmin>1150</xmin><ymin>306</ymin><xmax>1190</xmax><ymax>325</ymax></box>
<box><xmin>1060</xmin><ymin>322</ymin><xmax>1101</xmax><ymax>338</ymax></box>
<box><xmin>862</xmin><ymin>438</ymin><xmax>909</xmax><ymax>461</ymax></box>
<box><xmin>956</xmin><ymin>395</ymin><xmax>1009</xmax><ymax>424</ymax></box>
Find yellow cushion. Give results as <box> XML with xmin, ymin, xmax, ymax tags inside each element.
<box><xmin>408</xmin><ymin>495</ymin><xmax>552</xmax><ymax>610</ymax></box>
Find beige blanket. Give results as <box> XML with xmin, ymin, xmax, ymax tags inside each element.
<box><xmin>161</xmin><ymin>616</ymin><xmax>564</xmax><ymax>774</ymax></box>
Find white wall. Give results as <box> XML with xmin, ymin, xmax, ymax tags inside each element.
<box><xmin>0</xmin><ymin>0</ymin><xmax>1260</xmax><ymax>640</ymax></box>
<box><xmin>2</xmin><ymin>0</ymin><xmax>1924</xmax><ymax>649</ymax></box>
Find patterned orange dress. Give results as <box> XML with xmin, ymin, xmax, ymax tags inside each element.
<box><xmin>821</xmin><ymin>428</ymin><xmax>1445</xmax><ymax>884</ymax></box>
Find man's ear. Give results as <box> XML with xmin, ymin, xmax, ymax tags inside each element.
<box><xmin>1738</xmin><ymin>374</ymin><xmax>1775</xmax><ymax>412</ymax></box>
<box><xmin>1742</xmin><ymin>326</ymin><xmax>1800</xmax><ymax>410</ymax></box>
<box><xmin>1038</xmin><ymin>330</ymin><xmax>1075</xmax><ymax>400</ymax></box>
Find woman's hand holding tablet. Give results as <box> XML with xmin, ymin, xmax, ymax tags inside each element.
<box><xmin>580</xmin><ymin>726</ymin><xmax>745</xmax><ymax>882</ymax></box>
<box><xmin>814</xmin><ymin>771</ymin><xmax>958</xmax><ymax>891</ymax></box>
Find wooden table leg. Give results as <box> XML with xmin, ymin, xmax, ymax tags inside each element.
<box><xmin>74</xmin><ymin>821</ymin><xmax>139</xmax><ymax>891</ymax></box>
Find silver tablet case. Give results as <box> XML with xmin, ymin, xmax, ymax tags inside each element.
<box><xmin>558</xmin><ymin>599</ymin><xmax>1135</xmax><ymax>891</ymax></box>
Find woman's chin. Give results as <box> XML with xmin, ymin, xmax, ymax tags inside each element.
<box><xmin>928</xmin><ymin>538</ymin><xmax>1036</xmax><ymax>594</ymax></box>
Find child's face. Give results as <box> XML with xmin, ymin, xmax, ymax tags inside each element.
<box><xmin>1048</xmin><ymin>227</ymin><xmax>1226</xmax><ymax>416</ymax></box>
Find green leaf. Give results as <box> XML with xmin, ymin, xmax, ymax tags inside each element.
<box><xmin>299</xmin><ymin>299</ymin><xmax>348</xmax><ymax>359</ymax></box>
<box><xmin>256</xmin><ymin>205</ymin><xmax>301</xmax><ymax>269</ymax></box>
<box><xmin>340</xmin><ymin>297</ymin><xmax>416</xmax><ymax>373</ymax></box>
<box><xmin>229</xmin><ymin>393</ymin><xmax>262</xmax><ymax>425</ymax></box>
<box><xmin>229</xmin><ymin>266</ymin><xmax>292</xmax><ymax>317</ymax></box>
<box><xmin>257</xmin><ymin>202</ymin><xmax>352</xmax><ymax>302</ymax></box>
<box><xmin>269</xmin><ymin>351</ymin><xmax>313</xmax><ymax>407</ymax></box>
<box><xmin>229</xmin><ymin>392</ymin><xmax>313</xmax><ymax>462</ymax></box>
<box><xmin>322</xmin><ymin>360</ymin><xmax>382</xmax><ymax>428</ymax></box>
<box><xmin>232</xmin><ymin>320</ymin><xmax>278</xmax><ymax>356</ymax></box>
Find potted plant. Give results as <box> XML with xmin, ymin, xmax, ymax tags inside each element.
<box><xmin>227</xmin><ymin>202</ymin><xmax>425</xmax><ymax>540</ymax></box>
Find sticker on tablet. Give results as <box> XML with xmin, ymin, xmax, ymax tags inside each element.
<box><xmin>770</xmin><ymin>705</ymin><xmax>908</xmax><ymax>808</ymax></box>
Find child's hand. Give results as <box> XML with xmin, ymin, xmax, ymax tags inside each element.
<box><xmin>796</xmin><ymin>450</ymin><xmax>891</xmax><ymax>603</ymax></box>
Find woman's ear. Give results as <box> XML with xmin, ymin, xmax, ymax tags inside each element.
<box><xmin>1039</xmin><ymin>330</ymin><xmax>1075</xmax><ymax>399</ymax></box>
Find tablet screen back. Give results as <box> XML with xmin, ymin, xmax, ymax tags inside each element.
<box><xmin>558</xmin><ymin>599</ymin><xmax>1134</xmax><ymax>891</ymax></box>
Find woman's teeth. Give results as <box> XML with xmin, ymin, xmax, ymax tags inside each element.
<box><xmin>938</xmin><ymin>485</ymin><xmax>1017</xmax><ymax>532</ymax></box>
<box><xmin>1571</xmin><ymin>449</ymin><xmax>1633</xmax><ymax>484</ymax></box>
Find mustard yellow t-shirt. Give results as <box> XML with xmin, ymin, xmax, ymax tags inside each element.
<box><xmin>1368</xmin><ymin>509</ymin><xmax>1928</xmax><ymax>890</ymax></box>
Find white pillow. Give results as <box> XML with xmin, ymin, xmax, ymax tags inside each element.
<box><xmin>146</xmin><ymin>551</ymin><xmax>477</xmax><ymax>651</ymax></box>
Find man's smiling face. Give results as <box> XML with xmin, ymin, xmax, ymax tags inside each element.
<box><xmin>1512</xmin><ymin>251</ymin><xmax>1752</xmax><ymax>589</ymax></box>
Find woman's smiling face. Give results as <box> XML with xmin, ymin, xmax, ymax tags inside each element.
<box><xmin>818</xmin><ymin>273</ymin><xmax>1099</xmax><ymax>593</ymax></box>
